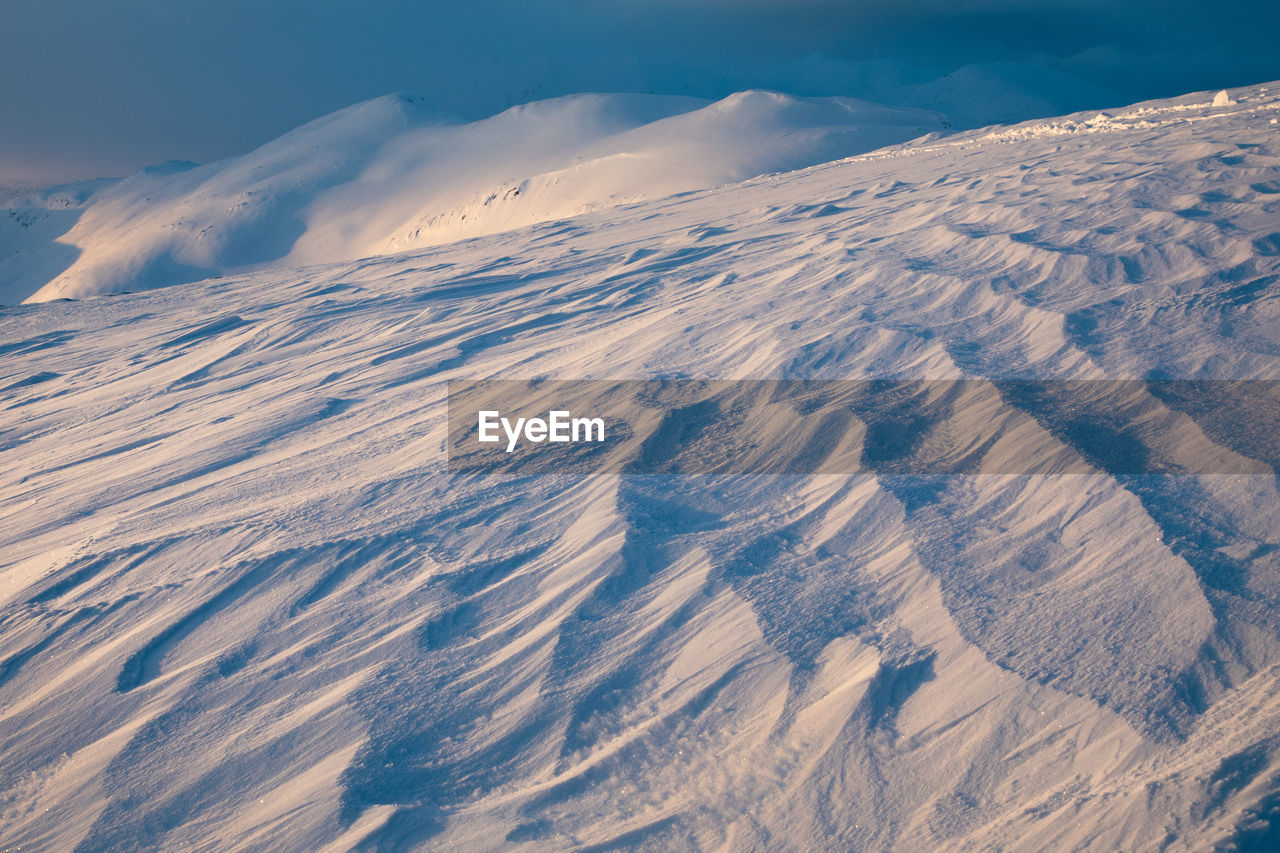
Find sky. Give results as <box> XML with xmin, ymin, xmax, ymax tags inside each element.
<box><xmin>3</xmin><ymin>0</ymin><xmax>1279</xmax><ymax>185</ymax></box>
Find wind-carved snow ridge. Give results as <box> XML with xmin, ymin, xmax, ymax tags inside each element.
<box><xmin>0</xmin><ymin>82</ymin><xmax>1279</xmax><ymax>851</ymax></box>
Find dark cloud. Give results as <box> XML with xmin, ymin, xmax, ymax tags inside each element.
<box><xmin>3</xmin><ymin>0</ymin><xmax>1278</xmax><ymax>184</ymax></box>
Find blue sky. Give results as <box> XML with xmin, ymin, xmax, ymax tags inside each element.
<box><xmin>3</xmin><ymin>0</ymin><xmax>1278</xmax><ymax>184</ymax></box>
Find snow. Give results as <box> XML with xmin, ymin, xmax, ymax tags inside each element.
<box><xmin>2</xmin><ymin>91</ymin><xmax>944</xmax><ymax>306</ymax></box>
<box><xmin>0</xmin><ymin>81</ymin><xmax>1279</xmax><ymax>850</ymax></box>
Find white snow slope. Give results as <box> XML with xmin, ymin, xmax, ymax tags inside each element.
<box><xmin>1</xmin><ymin>91</ymin><xmax>945</xmax><ymax>306</ymax></box>
<box><xmin>1</xmin><ymin>83</ymin><xmax>1280</xmax><ymax>852</ymax></box>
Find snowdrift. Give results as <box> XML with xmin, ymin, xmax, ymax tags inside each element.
<box><xmin>1</xmin><ymin>83</ymin><xmax>1279</xmax><ymax>851</ymax></box>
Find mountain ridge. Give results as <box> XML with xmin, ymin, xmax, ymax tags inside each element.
<box><xmin>3</xmin><ymin>89</ymin><xmax>946</xmax><ymax>306</ymax></box>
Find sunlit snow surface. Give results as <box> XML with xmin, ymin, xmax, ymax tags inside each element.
<box><xmin>2</xmin><ymin>84</ymin><xmax>1280</xmax><ymax>851</ymax></box>
<box><xmin>1</xmin><ymin>91</ymin><xmax>946</xmax><ymax>307</ymax></box>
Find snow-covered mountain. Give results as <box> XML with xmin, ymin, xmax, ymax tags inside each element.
<box><xmin>1</xmin><ymin>91</ymin><xmax>944</xmax><ymax>305</ymax></box>
<box><xmin>1</xmin><ymin>82</ymin><xmax>1279</xmax><ymax>851</ymax></box>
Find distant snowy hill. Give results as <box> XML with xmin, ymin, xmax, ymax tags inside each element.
<box><xmin>2</xmin><ymin>91</ymin><xmax>945</xmax><ymax>304</ymax></box>
<box><xmin>1</xmin><ymin>83</ymin><xmax>1279</xmax><ymax>851</ymax></box>
<box><xmin>890</xmin><ymin>62</ymin><xmax>1122</xmax><ymax>129</ymax></box>
<box><xmin>0</xmin><ymin>178</ymin><xmax>117</xmax><ymax>306</ymax></box>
